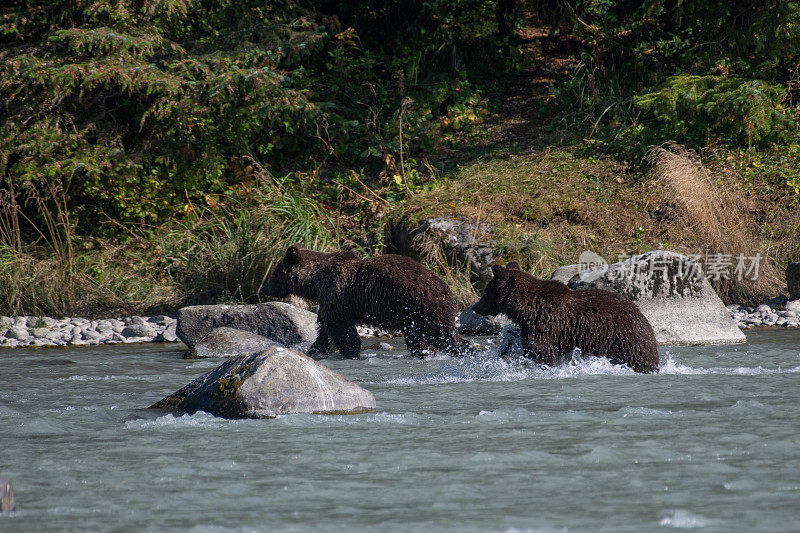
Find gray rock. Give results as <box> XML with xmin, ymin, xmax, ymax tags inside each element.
<box><xmin>389</xmin><ymin>217</ymin><xmax>496</xmax><ymax>289</ymax></box>
<box><xmin>366</xmin><ymin>341</ymin><xmax>394</xmax><ymax>351</ymax></box>
<box><xmin>190</xmin><ymin>327</ymin><xmax>279</xmax><ymax>359</ymax></box>
<box><xmin>31</xmin><ymin>339</ymin><xmax>56</xmax><ymax>347</ymax></box>
<box><xmin>784</xmin><ymin>300</ymin><xmax>800</xmax><ymax>314</ymax></box>
<box><xmin>45</xmin><ymin>330</ymin><xmax>64</xmax><ymax>342</ymax></box>
<box><xmin>82</xmin><ymin>329</ymin><xmax>102</xmax><ymax>341</ymax></box>
<box><xmin>458</xmin><ymin>304</ymin><xmax>512</xmax><ymax>335</ymax></box>
<box><xmin>0</xmin><ymin>478</ymin><xmax>14</xmax><ymax>512</ymax></box>
<box><xmin>569</xmin><ymin>250</ymin><xmax>746</xmax><ymax>346</ymax></box>
<box><xmin>121</xmin><ymin>322</ymin><xmax>158</xmax><ymax>338</ymax></box>
<box><xmin>162</xmin><ymin>321</ymin><xmax>179</xmax><ymax>343</ymax></box>
<box><xmin>31</xmin><ymin>327</ymin><xmax>49</xmax><ymax>339</ymax></box>
<box><xmin>176</xmin><ymin>302</ymin><xmax>317</xmax><ymax>349</ymax></box>
<box><xmin>787</xmin><ymin>262</ymin><xmax>800</xmax><ymax>300</ymax></box>
<box><xmin>550</xmin><ymin>264</ymin><xmax>581</xmax><ymax>285</ymax></box>
<box><xmin>150</xmin><ymin>347</ymin><xmax>376</xmax><ymax>419</ymax></box>
<box><xmin>5</xmin><ymin>326</ymin><xmax>28</xmax><ymax>340</ymax></box>
<box><xmin>755</xmin><ymin>304</ymin><xmax>772</xmax><ymax>313</ymax></box>
<box><xmin>147</xmin><ymin>315</ymin><xmax>170</xmax><ymax>326</ymax></box>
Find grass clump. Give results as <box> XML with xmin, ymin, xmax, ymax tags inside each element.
<box><xmin>646</xmin><ymin>143</ymin><xmax>784</xmax><ymax>304</ymax></box>
<box><xmin>160</xmin><ymin>185</ymin><xmax>333</xmax><ymax>306</ymax></box>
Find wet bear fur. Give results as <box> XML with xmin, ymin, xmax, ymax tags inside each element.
<box><xmin>264</xmin><ymin>244</ymin><xmax>472</xmax><ymax>359</ymax></box>
<box><xmin>472</xmin><ymin>262</ymin><xmax>659</xmax><ymax>373</ymax></box>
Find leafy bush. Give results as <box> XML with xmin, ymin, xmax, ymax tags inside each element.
<box><xmin>634</xmin><ymin>75</ymin><xmax>798</xmax><ymax>146</ymax></box>
<box><xmin>1</xmin><ymin>0</ymin><xmax>520</xmax><ymax>230</ymax></box>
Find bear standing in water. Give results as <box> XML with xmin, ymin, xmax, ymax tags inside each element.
<box><xmin>264</xmin><ymin>245</ymin><xmax>472</xmax><ymax>359</ymax></box>
<box><xmin>472</xmin><ymin>262</ymin><xmax>659</xmax><ymax>373</ymax></box>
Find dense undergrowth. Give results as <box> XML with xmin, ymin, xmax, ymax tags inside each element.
<box><xmin>1</xmin><ymin>1</ymin><xmax>799</xmax><ymax>316</ymax></box>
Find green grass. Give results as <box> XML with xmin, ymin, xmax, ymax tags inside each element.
<box><xmin>390</xmin><ymin>142</ymin><xmax>800</xmax><ymax>305</ymax></box>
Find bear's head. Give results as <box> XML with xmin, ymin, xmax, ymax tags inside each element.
<box><xmin>263</xmin><ymin>244</ymin><xmax>360</xmax><ymax>301</ymax></box>
<box><xmin>472</xmin><ymin>263</ymin><xmax>516</xmax><ymax>316</ymax></box>
<box><xmin>263</xmin><ymin>244</ymin><xmax>317</xmax><ymax>301</ymax></box>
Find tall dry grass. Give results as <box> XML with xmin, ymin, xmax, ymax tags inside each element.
<box><xmin>646</xmin><ymin>142</ymin><xmax>783</xmax><ymax>304</ymax></box>
<box><xmin>0</xmin><ymin>181</ymin><xmax>156</xmax><ymax>317</ymax></box>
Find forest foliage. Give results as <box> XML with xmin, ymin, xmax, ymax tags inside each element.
<box><xmin>1</xmin><ymin>1</ymin><xmax>800</xmax><ymax>314</ymax></box>
<box><xmin>2</xmin><ymin>1</ymin><xmax>799</xmax><ymax>229</ymax></box>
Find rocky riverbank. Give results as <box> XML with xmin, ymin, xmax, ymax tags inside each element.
<box><xmin>728</xmin><ymin>300</ymin><xmax>800</xmax><ymax>329</ymax></box>
<box><xmin>0</xmin><ymin>311</ymin><xmax>391</xmax><ymax>349</ymax></box>
<box><xmin>0</xmin><ymin>315</ymin><xmax>179</xmax><ymax>348</ymax></box>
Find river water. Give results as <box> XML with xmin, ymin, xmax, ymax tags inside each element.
<box><xmin>1</xmin><ymin>329</ymin><xmax>799</xmax><ymax>532</ymax></box>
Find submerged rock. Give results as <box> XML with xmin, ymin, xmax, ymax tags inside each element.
<box><xmin>176</xmin><ymin>302</ymin><xmax>317</xmax><ymax>348</ymax></box>
<box><xmin>0</xmin><ymin>478</ymin><xmax>14</xmax><ymax>512</ymax></box>
<box><xmin>497</xmin><ymin>325</ymin><xmax>524</xmax><ymax>358</ymax></box>
<box><xmin>189</xmin><ymin>327</ymin><xmax>279</xmax><ymax>359</ymax></box>
<box><xmin>568</xmin><ymin>250</ymin><xmax>746</xmax><ymax>346</ymax></box>
<box><xmin>150</xmin><ymin>347</ymin><xmax>376</xmax><ymax>419</ymax></box>
<box><xmin>458</xmin><ymin>304</ymin><xmax>512</xmax><ymax>335</ymax></box>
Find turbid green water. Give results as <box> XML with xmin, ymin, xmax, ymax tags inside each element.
<box><xmin>1</xmin><ymin>329</ymin><xmax>799</xmax><ymax>532</ymax></box>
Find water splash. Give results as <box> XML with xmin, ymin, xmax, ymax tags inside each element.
<box><xmin>659</xmin><ymin>509</ymin><xmax>716</xmax><ymax>528</ymax></box>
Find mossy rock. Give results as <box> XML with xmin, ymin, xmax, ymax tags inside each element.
<box><xmin>150</xmin><ymin>347</ymin><xmax>376</xmax><ymax>419</ymax></box>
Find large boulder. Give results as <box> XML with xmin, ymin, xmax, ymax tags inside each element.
<box><xmin>189</xmin><ymin>327</ymin><xmax>279</xmax><ymax>359</ymax></box>
<box><xmin>150</xmin><ymin>347</ymin><xmax>376</xmax><ymax>419</ymax></box>
<box><xmin>389</xmin><ymin>217</ymin><xmax>496</xmax><ymax>289</ymax></box>
<box><xmin>787</xmin><ymin>262</ymin><xmax>800</xmax><ymax>300</ymax></box>
<box><xmin>550</xmin><ymin>264</ymin><xmax>581</xmax><ymax>285</ymax></box>
<box><xmin>568</xmin><ymin>250</ymin><xmax>746</xmax><ymax>346</ymax></box>
<box><xmin>176</xmin><ymin>302</ymin><xmax>317</xmax><ymax>348</ymax></box>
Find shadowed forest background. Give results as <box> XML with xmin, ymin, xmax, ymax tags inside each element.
<box><xmin>1</xmin><ymin>0</ymin><xmax>799</xmax><ymax>317</ymax></box>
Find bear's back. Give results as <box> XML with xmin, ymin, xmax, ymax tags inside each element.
<box><xmin>340</xmin><ymin>254</ymin><xmax>456</xmax><ymax>327</ymax></box>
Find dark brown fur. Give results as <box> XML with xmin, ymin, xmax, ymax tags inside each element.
<box><xmin>264</xmin><ymin>245</ymin><xmax>472</xmax><ymax>359</ymax></box>
<box><xmin>472</xmin><ymin>263</ymin><xmax>659</xmax><ymax>373</ymax></box>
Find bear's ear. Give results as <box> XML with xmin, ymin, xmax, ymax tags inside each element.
<box><xmin>506</xmin><ymin>260</ymin><xmax>521</xmax><ymax>270</ymax></box>
<box><xmin>285</xmin><ymin>244</ymin><xmax>303</xmax><ymax>264</ymax></box>
<box><xmin>492</xmin><ymin>264</ymin><xmax>509</xmax><ymax>280</ymax></box>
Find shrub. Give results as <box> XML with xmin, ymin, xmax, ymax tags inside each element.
<box><xmin>634</xmin><ymin>76</ymin><xmax>797</xmax><ymax>147</ymax></box>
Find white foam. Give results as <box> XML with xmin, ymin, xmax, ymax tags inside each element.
<box><xmin>383</xmin><ymin>351</ymin><xmax>636</xmax><ymax>385</ymax></box>
<box><xmin>271</xmin><ymin>411</ymin><xmax>425</xmax><ymax>426</ymax></box>
<box><xmin>660</xmin><ymin>353</ymin><xmax>800</xmax><ymax>376</ymax></box>
<box><xmin>61</xmin><ymin>374</ymin><xmax>151</xmax><ymax>382</ymax></box>
<box><xmin>124</xmin><ymin>412</ymin><xmax>230</xmax><ymax>429</ymax></box>
<box><xmin>659</xmin><ymin>509</ymin><xmax>715</xmax><ymax>528</ymax></box>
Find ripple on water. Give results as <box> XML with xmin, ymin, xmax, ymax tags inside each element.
<box><xmin>60</xmin><ymin>374</ymin><xmax>152</xmax><ymax>382</ymax></box>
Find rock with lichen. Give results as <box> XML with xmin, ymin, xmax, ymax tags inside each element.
<box><xmin>150</xmin><ymin>346</ymin><xmax>376</xmax><ymax>419</ymax></box>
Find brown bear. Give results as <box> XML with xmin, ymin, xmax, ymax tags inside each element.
<box><xmin>472</xmin><ymin>262</ymin><xmax>659</xmax><ymax>373</ymax></box>
<box><xmin>263</xmin><ymin>244</ymin><xmax>472</xmax><ymax>359</ymax></box>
